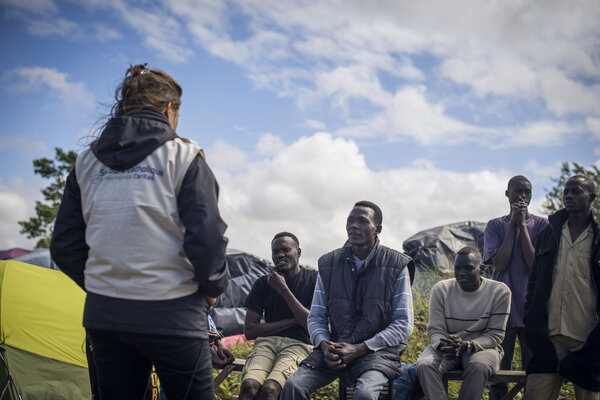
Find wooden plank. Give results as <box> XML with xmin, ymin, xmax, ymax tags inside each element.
<box><xmin>443</xmin><ymin>370</ymin><xmax>526</xmax><ymax>400</ymax></box>
<box><xmin>213</xmin><ymin>365</ymin><xmax>235</xmax><ymax>387</ymax></box>
<box><xmin>444</xmin><ymin>370</ymin><xmax>526</xmax><ymax>382</ymax></box>
<box><xmin>502</xmin><ymin>382</ymin><xmax>526</xmax><ymax>400</ymax></box>
<box><xmin>213</xmin><ymin>358</ymin><xmax>246</xmax><ymax>388</ymax></box>
<box><xmin>229</xmin><ymin>359</ymin><xmax>246</xmax><ymax>371</ymax></box>
<box><xmin>489</xmin><ymin>371</ymin><xmax>527</xmax><ymax>383</ymax></box>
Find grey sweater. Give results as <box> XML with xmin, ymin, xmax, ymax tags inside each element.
<box><xmin>427</xmin><ymin>278</ymin><xmax>511</xmax><ymax>355</ymax></box>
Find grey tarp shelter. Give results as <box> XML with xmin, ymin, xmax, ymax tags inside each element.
<box><xmin>211</xmin><ymin>249</ymin><xmax>272</xmax><ymax>336</ymax></box>
<box><xmin>402</xmin><ymin>221</ymin><xmax>488</xmax><ymax>287</ymax></box>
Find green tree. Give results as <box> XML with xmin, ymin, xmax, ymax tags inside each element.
<box><xmin>542</xmin><ymin>162</ymin><xmax>600</xmax><ymax>217</ymax></box>
<box><xmin>18</xmin><ymin>148</ymin><xmax>77</xmax><ymax>248</ymax></box>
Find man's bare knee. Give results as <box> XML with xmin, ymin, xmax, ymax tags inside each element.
<box><xmin>255</xmin><ymin>379</ymin><xmax>282</xmax><ymax>400</ymax></box>
<box><xmin>238</xmin><ymin>379</ymin><xmax>262</xmax><ymax>400</ymax></box>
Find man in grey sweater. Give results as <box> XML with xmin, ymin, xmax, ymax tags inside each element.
<box><xmin>416</xmin><ymin>246</ymin><xmax>511</xmax><ymax>400</ymax></box>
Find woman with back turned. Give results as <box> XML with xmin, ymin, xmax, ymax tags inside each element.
<box><xmin>50</xmin><ymin>64</ymin><xmax>229</xmax><ymax>399</ymax></box>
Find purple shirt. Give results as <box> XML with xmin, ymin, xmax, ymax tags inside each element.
<box><xmin>484</xmin><ymin>214</ymin><xmax>548</xmax><ymax>328</ymax></box>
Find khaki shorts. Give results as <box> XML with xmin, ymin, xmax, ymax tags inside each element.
<box><xmin>242</xmin><ymin>336</ymin><xmax>313</xmax><ymax>388</ymax></box>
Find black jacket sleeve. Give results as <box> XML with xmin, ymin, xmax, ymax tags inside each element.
<box><xmin>523</xmin><ymin>234</ymin><xmax>539</xmax><ymax>323</ymax></box>
<box><xmin>177</xmin><ymin>154</ymin><xmax>229</xmax><ymax>298</ymax></box>
<box><xmin>50</xmin><ymin>167</ymin><xmax>89</xmax><ymax>290</ymax></box>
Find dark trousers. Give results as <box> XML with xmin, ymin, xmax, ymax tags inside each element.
<box><xmin>489</xmin><ymin>326</ymin><xmax>531</xmax><ymax>400</ymax></box>
<box><xmin>87</xmin><ymin>329</ymin><xmax>214</xmax><ymax>400</ymax></box>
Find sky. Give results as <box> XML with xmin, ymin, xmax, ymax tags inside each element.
<box><xmin>0</xmin><ymin>0</ymin><xmax>598</xmax><ymax>268</ymax></box>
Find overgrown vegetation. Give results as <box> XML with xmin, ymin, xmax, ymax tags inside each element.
<box><xmin>17</xmin><ymin>147</ymin><xmax>77</xmax><ymax>248</ymax></box>
<box><xmin>542</xmin><ymin>162</ymin><xmax>600</xmax><ymax>217</ymax></box>
<box><xmin>213</xmin><ymin>270</ymin><xmax>577</xmax><ymax>399</ymax></box>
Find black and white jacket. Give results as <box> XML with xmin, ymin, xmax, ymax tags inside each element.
<box><xmin>51</xmin><ymin>108</ymin><xmax>229</xmax><ymax>338</ymax></box>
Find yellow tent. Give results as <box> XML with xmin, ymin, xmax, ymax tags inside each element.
<box><xmin>0</xmin><ymin>260</ymin><xmax>91</xmax><ymax>398</ymax></box>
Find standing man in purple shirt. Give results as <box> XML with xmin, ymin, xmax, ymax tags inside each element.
<box><xmin>484</xmin><ymin>175</ymin><xmax>548</xmax><ymax>400</ymax></box>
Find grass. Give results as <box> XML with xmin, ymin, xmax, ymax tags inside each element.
<box><xmin>213</xmin><ymin>269</ymin><xmax>578</xmax><ymax>399</ymax></box>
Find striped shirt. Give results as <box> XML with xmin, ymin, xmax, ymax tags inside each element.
<box><xmin>307</xmin><ymin>266</ymin><xmax>414</xmax><ymax>351</ymax></box>
<box><xmin>427</xmin><ymin>278</ymin><xmax>511</xmax><ymax>354</ymax></box>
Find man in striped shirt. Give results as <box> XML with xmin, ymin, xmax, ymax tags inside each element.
<box><xmin>416</xmin><ymin>247</ymin><xmax>511</xmax><ymax>400</ymax></box>
<box><xmin>281</xmin><ymin>201</ymin><xmax>414</xmax><ymax>400</ymax></box>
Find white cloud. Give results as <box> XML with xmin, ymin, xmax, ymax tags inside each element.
<box><xmin>113</xmin><ymin>3</ymin><xmax>192</xmax><ymax>62</ymax></box>
<box><xmin>1</xmin><ymin>0</ymin><xmax>82</xmax><ymax>39</ymax></box>
<box><xmin>500</xmin><ymin>120</ymin><xmax>588</xmax><ymax>148</ymax></box>
<box><xmin>304</xmin><ymin>119</ymin><xmax>327</xmax><ymax>131</ymax></box>
<box><xmin>314</xmin><ymin>66</ymin><xmax>391</xmax><ymax>110</ymax></box>
<box><xmin>14</xmin><ymin>0</ymin><xmax>193</xmax><ymax>61</ymax></box>
<box><xmin>256</xmin><ymin>134</ymin><xmax>285</xmax><ymax>156</ymax></box>
<box><xmin>94</xmin><ymin>23</ymin><xmax>122</xmax><ymax>41</ymax></box>
<box><xmin>206</xmin><ymin>140</ymin><xmax>247</xmax><ymax>173</ymax></box>
<box><xmin>73</xmin><ymin>0</ymin><xmax>195</xmax><ymax>62</ymax></box>
<box><xmin>440</xmin><ymin>56</ymin><xmax>538</xmax><ymax>98</ymax></box>
<box><xmin>587</xmin><ymin>117</ymin><xmax>600</xmax><ymax>140</ymax></box>
<box><xmin>157</xmin><ymin>0</ymin><xmax>599</xmax><ymax>146</ymax></box>
<box><xmin>588</xmin><ymin>117</ymin><xmax>600</xmax><ymax>155</ymax></box>
<box><xmin>6</xmin><ymin>66</ymin><xmax>95</xmax><ymax>109</ymax></box>
<box><xmin>8</xmin><ymin>0</ymin><xmax>600</xmax><ymax>148</ymax></box>
<box><xmin>0</xmin><ymin>133</ymin><xmax>46</xmax><ymax>153</ymax></box>
<box><xmin>0</xmin><ymin>0</ymin><xmax>57</xmax><ymax>15</ymax></box>
<box><xmin>25</xmin><ymin>17</ymin><xmax>81</xmax><ymax>38</ymax></box>
<box><xmin>540</xmin><ymin>69</ymin><xmax>600</xmax><ymax>116</ymax></box>
<box><xmin>523</xmin><ymin>161</ymin><xmax>562</xmax><ymax>181</ymax></box>
<box><xmin>210</xmin><ymin>133</ymin><xmax>523</xmax><ymax>267</ymax></box>
<box><xmin>0</xmin><ymin>177</ymin><xmax>40</xmax><ymax>250</ymax></box>
<box><xmin>336</xmin><ymin>85</ymin><xmax>482</xmax><ymax>145</ymax></box>
<box><xmin>528</xmin><ymin>197</ymin><xmax>548</xmax><ymax>219</ymax></box>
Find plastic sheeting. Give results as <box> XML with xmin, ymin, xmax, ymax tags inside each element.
<box><xmin>0</xmin><ymin>248</ymin><xmax>31</xmax><ymax>260</ymax></box>
<box><xmin>402</xmin><ymin>221</ymin><xmax>487</xmax><ymax>274</ymax></box>
<box><xmin>0</xmin><ymin>248</ymin><xmax>56</xmax><ymax>269</ymax></box>
<box><xmin>211</xmin><ymin>249</ymin><xmax>272</xmax><ymax>336</ymax></box>
<box><xmin>12</xmin><ymin>248</ymin><xmax>57</xmax><ymax>270</ymax></box>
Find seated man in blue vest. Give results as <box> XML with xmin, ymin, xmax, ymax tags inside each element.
<box><xmin>281</xmin><ymin>201</ymin><xmax>415</xmax><ymax>400</ymax></box>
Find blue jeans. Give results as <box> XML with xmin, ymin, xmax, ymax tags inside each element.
<box><xmin>280</xmin><ymin>365</ymin><xmax>388</xmax><ymax>400</ymax></box>
<box><xmin>393</xmin><ymin>363</ymin><xmax>424</xmax><ymax>400</ymax></box>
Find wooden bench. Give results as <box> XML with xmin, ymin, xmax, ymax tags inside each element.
<box><xmin>213</xmin><ymin>361</ymin><xmax>526</xmax><ymax>399</ymax></box>
<box><xmin>443</xmin><ymin>370</ymin><xmax>527</xmax><ymax>400</ymax></box>
<box><xmin>213</xmin><ymin>358</ymin><xmax>246</xmax><ymax>387</ymax></box>
<box><xmin>340</xmin><ymin>369</ymin><xmax>527</xmax><ymax>400</ymax></box>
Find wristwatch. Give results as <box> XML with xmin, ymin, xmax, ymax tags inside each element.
<box><xmin>466</xmin><ymin>341</ymin><xmax>474</xmax><ymax>353</ymax></box>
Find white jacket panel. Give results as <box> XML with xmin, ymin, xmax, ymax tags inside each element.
<box><xmin>76</xmin><ymin>138</ymin><xmax>202</xmax><ymax>300</ymax></box>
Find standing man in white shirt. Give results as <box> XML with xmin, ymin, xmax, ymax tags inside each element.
<box><xmin>524</xmin><ymin>175</ymin><xmax>600</xmax><ymax>399</ymax></box>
